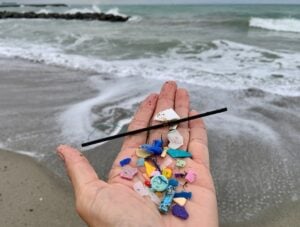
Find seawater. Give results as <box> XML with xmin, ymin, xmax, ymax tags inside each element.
<box><xmin>0</xmin><ymin>4</ymin><xmax>299</xmax><ymax>226</ymax></box>
<box><xmin>0</xmin><ymin>4</ymin><xmax>300</xmax><ymax>96</ymax></box>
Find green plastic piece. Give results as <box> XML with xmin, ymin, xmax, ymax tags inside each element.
<box><xmin>167</xmin><ymin>149</ymin><xmax>192</xmax><ymax>158</ymax></box>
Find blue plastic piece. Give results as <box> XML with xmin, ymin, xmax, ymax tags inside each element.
<box><xmin>168</xmin><ymin>178</ymin><xmax>179</xmax><ymax>187</ymax></box>
<box><xmin>159</xmin><ymin>185</ymin><xmax>176</xmax><ymax>214</ymax></box>
<box><xmin>171</xmin><ymin>204</ymin><xmax>189</xmax><ymax>219</ymax></box>
<box><xmin>141</xmin><ymin>139</ymin><xmax>163</xmax><ymax>155</ymax></box>
<box><xmin>151</xmin><ymin>175</ymin><xmax>169</xmax><ymax>192</ymax></box>
<box><xmin>136</xmin><ymin>158</ymin><xmax>145</xmax><ymax>167</ymax></box>
<box><xmin>167</xmin><ymin>149</ymin><xmax>192</xmax><ymax>158</ymax></box>
<box><xmin>119</xmin><ymin>157</ymin><xmax>131</xmax><ymax>167</ymax></box>
<box><xmin>174</xmin><ymin>191</ymin><xmax>192</xmax><ymax>199</ymax></box>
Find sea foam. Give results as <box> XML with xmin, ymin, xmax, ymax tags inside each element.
<box><xmin>250</xmin><ymin>17</ymin><xmax>300</xmax><ymax>33</ymax></box>
<box><xmin>0</xmin><ymin>38</ymin><xmax>299</xmax><ymax>96</ymax></box>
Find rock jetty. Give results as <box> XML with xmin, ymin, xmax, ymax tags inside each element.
<box><xmin>0</xmin><ymin>11</ymin><xmax>129</xmax><ymax>22</ymax></box>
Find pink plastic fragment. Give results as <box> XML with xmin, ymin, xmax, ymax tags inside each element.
<box><xmin>120</xmin><ymin>166</ymin><xmax>138</xmax><ymax>180</ymax></box>
<box><xmin>151</xmin><ymin>170</ymin><xmax>161</xmax><ymax>177</ymax></box>
<box><xmin>160</xmin><ymin>157</ymin><xmax>173</xmax><ymax>169</ymax></box>
<box><xmin>185</xmin><ymin>170</ymin><xmax>197</xmax><ymax>183</ymax></box>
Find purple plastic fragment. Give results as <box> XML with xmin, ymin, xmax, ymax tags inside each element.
<box><xmin>171</xmin><ymin>204</ymin><xmax>189</xmax><ymax>220</ymax></box>
<box><xmin>174</xmin><ymin>191</ymin><xmax>192</xmax><ymax>199</ymax></box>
<box><xmin>174</xmin><ymin>173</ymin><xmax>186</xmax><ymax>178</ymax></box>
<box><xmin>119</xmin><ymin>157</ymin><xmax>131</xmax><ymax>167</ymax></box>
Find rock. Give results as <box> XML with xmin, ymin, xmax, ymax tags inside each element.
<box><xmin>0</xmin><ymin>11</ymin><xmax>129</xmax><ymax>22</ymax></box>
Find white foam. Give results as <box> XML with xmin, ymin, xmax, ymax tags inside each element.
<box><xmin>128</xmin><ymin>15</ymin><xmax>143</xmax><ymax>23</ymax></box>
<box><xmin>58</xmin><ymin>78</ymin><xmax>145</xmax><ymax>146</ymax></box>
<box><xmin>0</xmin><ymin>39</ymin><xmax>299</xmax><ymax>96</ymax></box>
<box><xmin>250</xmin><ymin>17</ymin><xmax>300</xmax><ymax>33</ymax></box>
<box><xmin>37</xmin><ymin>9</ymin><xmax>52</xmax><ymax>14</ymax></box>
<box><xmin>105</xmin><ymin>7</ymin><xmax>127</xmax><ymax>17</ymax></box>
<box><xmin>92</xmin><ymin>5</ymin><xmax>101</xmax><ymax>13</ymax></box>
<box><xmin>0</xmin><ymin>142</ymin><xmax>45</xmax><ymax>160</ymax></box>
<box><xmin>65</xmin><ymin>8</ymin><xmax>95</xmax><ymax>15</ymax></box>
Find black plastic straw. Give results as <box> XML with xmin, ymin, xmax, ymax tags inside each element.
<box><xmin>82</xmin><ymin>107</ymin><xmax>227</xmax><ymax>147</ymax></box>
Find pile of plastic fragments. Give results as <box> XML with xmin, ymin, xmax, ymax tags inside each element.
<box><xmin>119</xmin><ymin>108</ymin><xmax>197</xmax><ymax>220</ymax></box>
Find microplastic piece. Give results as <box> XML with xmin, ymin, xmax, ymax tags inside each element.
<box><xmin>119</xmin><ymin>157</ymin><xmax>131</xmax><ymax>167</ymax></box>
<box><xmin>141</xmin><ymin>139</ymin><xmax>163</xmax><ymax>155</ymax></box>
<box><xmin>136</xmin><ymin>158</ymin><xmax>145</xmax><ymax>167</ymax></box>
<box><xmin>151</xmin><ymin>175</ymin><xmax>169</xmax><ymax>192</ymax></box>
<box><xmin>161</xmin><ymin>147</ymin><xmax>168</xmax><ymax>158</ymax></box>
<box><xmin>136</xmin><ymin>148</ymin><xmax>151</xmax><ymax>158</ymax></box>
<box><xmin>174</xmin><ymin>191</ymin><xmax>192</xmax><ymax>199</ymax></box>
<box><xmin>151</xmin><ymin>170</ymin><xmax>161</xmax><ymax>177</ymax></box>
<box><xmin>167</xmin><ymin>149</ymin><xmax>192</xmax><ymax>158</ymax></box>
<box><xmin>176</xmin><ymin>159</ymin><xmax>186</xmax><ymax>168</ymax></box>
<box><xmin>185</xmin><ymin>170</ymin><xmax>197</xmax><ymax>183</ymax></box>
<box><xmin>148</xmin><ymin>190</ymin><xmax>161</xmax><ymax>205</ymax></box>
<box><xmin>174</xmin><ymin>173</ymin><xmax>186</xmax><ymax>178</ymax></box>
<box><xmin>160</xmin><ymin>157</ymin><xmax>173</xmax><ymax>169</ymax></box>
<box><xmin>120</xmin><ymin>166</ymin><xmax>138</xmax><ymax>180</ymax></box>
<box><xmin>159</xmin><ymin>185</ymin><xmax>176</xmax><ymax>213</ymax></box>
<box><xmin>154</xmin><ymin>108</ymin><xmax>180</xmax><ymax>122</ymax></box>
<box><xmin>145</xmin><ymin>161</ymin><xmax>156</xmax><ymax>177</ymax></box>
<box><xmin>133</xmin><ymin>181</ymin><xmax>149</xmax><ymax>197</ymax></box>
<box><xmin>162</xmin><ymin>167</ymin><xmax>172</xmax><ymax>179</ymax></box>
<box><xmin>168</xmin><ymin>178</ymin><xmax>179</xmax><ymax>187</ymax></box>
<box><xmin>144</xmin><ymin>180</ymin><xmax>151</xmax><ymax>187</ymax></box>
<box><xmin>173</xmin><ymin>197</ymin><xmax>187</xmax><ymax>206</ymax></box>
<box><xmin>168</xmin><ymin>129</ymin><xmax>183</xmax><ymax>149</ymax></box>
<box><xmin>171</xmin><ymin>204</ymin><xmax>189</xmax><ymax>220</ymax></box>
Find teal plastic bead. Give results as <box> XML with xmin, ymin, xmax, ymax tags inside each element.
<box><xmin>151</xmin><ymin>175</ymin><xmax>169</xmax><ymax>192</ymax></box>
<box><xmin>167</xmin><ymin>149</ymin><xmax>192</xmax><ymax>158</ymax></box>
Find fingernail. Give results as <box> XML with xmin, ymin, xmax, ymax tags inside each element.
<box><xmin>57</xmin><ymin>150</ymin><xmax>65</xmax><ymax>161</ymax></box>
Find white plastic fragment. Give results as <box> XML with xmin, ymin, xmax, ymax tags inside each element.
<box><xmin>133</xmin><ymin>181</ymin><xmax>149</xmax><ymax>196</ymax></box>
<box><xmin>168</xmin><ymin>129</ymin><xmax>184</xmax><ymax>149</ymax></box>
<box><xmin>148</xmin><ymin>190</ymin><xmax>161</xmax><ymax>205</ymax></box>
<box><xmin>154</xmin><ymin>108</ymin><xmax>180</xmax><ymax>122</ymax></box>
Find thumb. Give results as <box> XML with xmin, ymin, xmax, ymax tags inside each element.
<box><xmin>57</xmin><ymin>145</ymin><xmax>105</xmax><ymax>196</ymax></box>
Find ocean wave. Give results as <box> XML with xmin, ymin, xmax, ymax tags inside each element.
<box><xmin>0</xmin><ymin>39</ymin><xmax>299</xmax><ymax>96</ymax></box>
<box><xmin>249</xmin><ymin>17</ymin><xmax>300</xmax><ymax>33</ymax></box>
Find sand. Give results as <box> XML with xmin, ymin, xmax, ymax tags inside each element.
<box><xmin>0</xmin><ymin>149</ymin><xmax>85</xmax><ymax>227</ymax></box>
<box><xmin>0</xmin><ymin>57</ymin><xmax>299</xmax><ymax>227</ymax></box>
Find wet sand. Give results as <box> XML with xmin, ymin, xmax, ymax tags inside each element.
<box><xmin>0</xmin><ymin>149</ymin><xmax>85</xmax><ymax>227</ymax></box>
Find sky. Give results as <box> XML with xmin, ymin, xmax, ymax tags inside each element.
<box><xmin>2</xmin><ymin>0</ymin><xmax>300</xmax><ymax>4</ymax></box>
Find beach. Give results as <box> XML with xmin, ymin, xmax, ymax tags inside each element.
<box><xmin>0</xmin><ymin>148</ymin><xmax>84</xmax><ymax>227</ymax></box>
<box><xmin>0</xmin><ymin>57</ymin><xmax>299</xmax><ymax>226</ymax></box>
<box><xmin>0</xmin><ymin>4</ymin><xmax>300</xmax><ymax>226</ymax></box>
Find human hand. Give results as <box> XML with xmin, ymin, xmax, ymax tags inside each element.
<box><xmin>57</xmin><ymin>81</ymin><xmax>218</xmax><ymax>227</ymax></box>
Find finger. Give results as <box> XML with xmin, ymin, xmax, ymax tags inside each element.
<box><xmin>57</xmin><ymin>145</ymin><xmax>105</xmax><ymax>196</ymax></box>
<box><xmin>188</xmin><ymin>110</ymin><xmax>210</xmax><ymax>167</ymax></box>
<box><xmin>174</xmin><ymin>88</ymin><xmax>190</xmax><ymax>150</ymax></box>
<box><xmin>112</xmin><ymin>93</ymin><xmax>158</xmax><ymax>167</ymax></box>
<box><xmin>148</xmin><ymin>81</ymin><xmax>177</xmax><ymax>144</ymax></box>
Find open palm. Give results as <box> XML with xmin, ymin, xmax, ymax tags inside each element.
<box><xmin>57</xmin><ymin>81</ymin><xmax>218</xmax><ymax>227</ymax></box>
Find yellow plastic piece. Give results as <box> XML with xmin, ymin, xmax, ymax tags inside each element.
<box><xmin>161</xmin><ymin>147</ymin><xmax>168</xmax><ymax>158</ymax></box>
<box><xmin>145</xmin><ymin>161</ymin><xmax>156</xmax><ymax>177</ymax></box>
<box><xmin>162</xmin><ymin>167</ymin><xmax>173</xmax><ymax>179</ymax></box>
<box><xmin>136</xmin><ymin>148</ymin><xmax>151</xmax><ymax>158</ymax></box>
<box><xmin>173</xmin><ymin>197</ymin><xmax>187</xmax><ymax>206</ymax></box>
